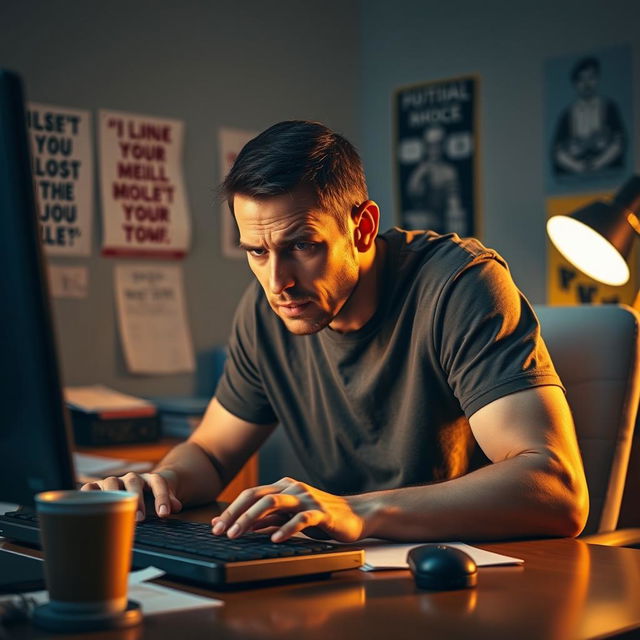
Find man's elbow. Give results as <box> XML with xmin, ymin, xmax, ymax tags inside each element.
<box><xmin>555</xmin><ymin>492</ymin><xmax>589</xmax><ymax>538</ymax></box>
<box><xmin>540</xmin><ymin>455</ymin><xmax>590</xmax><ymax>538</ymax></box>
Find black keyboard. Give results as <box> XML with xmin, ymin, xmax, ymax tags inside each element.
<box><xmin>134</xmin><ymin>518</ymin><xmax>335</xmax><ymax>560</ymax></box>
<box><xmin>0</xmin><ymin>509</ymin><xmax>364</xmax><ymax>587</ymax></box>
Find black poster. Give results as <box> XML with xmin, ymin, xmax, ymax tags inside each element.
<box><xmin>394</xmin><ymin>76</ymin><xmax>479</xmax><ymax>237</ymax></box>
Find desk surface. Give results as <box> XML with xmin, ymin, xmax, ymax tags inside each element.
<box><xmin>6</xmin><ymin>513</ymin><xmax>640</xmax><ymax>640</ymax></box>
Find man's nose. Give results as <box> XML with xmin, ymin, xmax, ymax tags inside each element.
<box><xmin>269</xmin><ymin>256</ymin><xmax>295</xmax><ymax>295</ymax></box>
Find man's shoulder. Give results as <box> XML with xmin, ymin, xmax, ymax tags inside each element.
<box><xmin>380</xmin><ymin>228</ymin><xmax>508</xmax><ymax>309</ymax></box>
<box><xmin>382</xmin><ymin>227</ymin><xmax>501</xmax><ymax>274</ymax></box>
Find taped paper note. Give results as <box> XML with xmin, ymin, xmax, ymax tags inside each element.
<box><xmin>114</xmin><ymin>263</ymin><xmax>195</xmax><ymax>374</ymax></box>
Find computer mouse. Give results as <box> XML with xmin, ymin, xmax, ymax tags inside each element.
<box><xmin>407</xmin><ymin>544</ymin><xmax>477</xmax><ymax>590</ymax></box>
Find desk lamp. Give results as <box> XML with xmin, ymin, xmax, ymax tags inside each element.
<box><xmin>546</xmin><ymin>175</ymin><xmax>640</xmax><ymax>286</ymax></box>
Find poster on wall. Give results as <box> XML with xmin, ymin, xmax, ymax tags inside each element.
<box><xmin>27</xmin><ymin>103</ymin><xmax>93</xmax><ymax>256</ymax></box>
<box><xmin>544</xmin><ymin>44</ymin><xmax>634</xmax><ymax>195</ymax></box>
<box><xmin>114</xmin><ymin>263</ymin><xmax>195</xmax><ymax>375</ymax></box>
<box><xmin>99</xmin><ymin>110</ymin><xmax>191</xmax><ymax>258</ymax></box>
<box><xmin>48</xmin><ymin>265</ymin><xmax>89</xmax><ymax>299</ymax></box>
<box><xmin>544</xmin><ymin>44</ymin><xmax>635</xmax><ymax>306</ymax></box>
<box><xmin>218</xmin><ymin>127</ymin><xmax>258</xmax><ymax>259</ymax></box>
<box><xmin>394</xmin><ymin>76</ymin><xmax>479</xmax><ymax>237</ymax></box>
<box><xmin>546</xmin><ymin>192</ymin><xmax>637</xmax><ymax>305</ymax></box>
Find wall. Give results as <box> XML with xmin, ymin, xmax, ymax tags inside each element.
<box><xmin>4</xmin><ymin>1</ymin><xmax>639</xmax><ymax>482</ymax></box>
<box><xmin>0</xmin><ymin>0</ymin><xmax>360</xmax><ymax>396</ymax></box>
<box><xmin>360</xmin><ymin>0</ymin><xmax>640</xmax><ymax>304</ymax></box>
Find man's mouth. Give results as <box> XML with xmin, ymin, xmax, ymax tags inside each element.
<box><xmin>277</xmin><ymin>301</ymin><xmax>312</xmax><ymax>317</ymax></box>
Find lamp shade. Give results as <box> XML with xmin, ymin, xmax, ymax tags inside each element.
<box><xmin>547</xmin><ymin>175</ymin><xmax>640</xmax><ymax>286</ymax></box>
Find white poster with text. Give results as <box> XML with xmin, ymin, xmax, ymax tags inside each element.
<box><xmin>219</xmin><ymin>127</ymin><xmax>257</xmax><ymax>258</ymax></box>
<box><xmin>27</xmin><ymin>103</ymin><xmax>93</xmax><ymax>256</ymax></box>
<box><xmin>99</xmin><ymin>110</ymin><xmax>191</xmax><ymax>258</ymax></box>
<box><xmin>114</xmin><ymin>264</ymin><xmax>195</xmax><ymax>375</ymax></box>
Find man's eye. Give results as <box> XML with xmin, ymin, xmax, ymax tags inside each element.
<box><xmin>248</xmin><ymin>248</ymin><xmax>266</xmax><ymax>257</ymax></box>
<box><xmin>293</xmin><ymin>242</ymin><xmax>316</xmax><ymax>252</ymax></box>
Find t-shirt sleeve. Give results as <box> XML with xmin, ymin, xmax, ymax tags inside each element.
<box><xmin>433</xmin><ymin>255</ymin><xmax>563</xmax><ymax>417</ymax></box>
<box><xmin>215</xmin><ymin>284</ymin><xmax>278</xmax><ymax>425</ymax></box>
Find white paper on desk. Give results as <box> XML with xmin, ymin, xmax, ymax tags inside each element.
<box><xmin>114</xmin><ymin>263</ymin><xmax>195</xmax><ymax>375</ymax></box>
<box><xmin>129</xmin><ymin>581</ymin><xmax>223</xmax><ymax>614</ymax></box>
<box><xmin>0</xmin><ymin>502</ymin><xmax>19</xmax><ymax>515</ymax></box>
<box><xmin>128</xmin><ymin>567</ymin><xmax>222</xmax><ymax>612</ymax></box>
<box><xmin>358</xmin><ymin>541</ymin><xmax>524</xmax><ymax>571</ymax></box>
<box><xmin>73</xmin><ymin>452</ymin><xmax>153</xmax><ymax>482</ymax></box>
<box><xmin>5</xmin><ymin>567</ymin><xmax>222</xmax><ymax>614</ymax></box>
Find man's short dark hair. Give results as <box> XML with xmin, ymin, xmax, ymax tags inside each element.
<box><xmin>571</xmin><ymin>57</ymin><xmax>600</xmax><ymax>83</ymax></box>
<box><xmin>220</xmin><ymin>121</ymin><xmax>368</xmax><ymax>234</ymax></box>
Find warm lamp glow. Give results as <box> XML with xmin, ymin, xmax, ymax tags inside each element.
<box><xmin>547</xmin><ymin>215</ymin><xmax>630</xmax><ymax>286</ymax></box>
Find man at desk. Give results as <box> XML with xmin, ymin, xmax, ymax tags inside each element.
<box><xmin>82</xmin><ymin>121</ymin><xmax>589</xmax><ymax>543</ymax></box>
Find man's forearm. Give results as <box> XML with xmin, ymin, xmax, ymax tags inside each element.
<box><xmin>153</xmin><ymin>441</ymin><xmax>224</xmax><ymax>508</ymax></box>
<box><xmin>350</xmin><ymin>452</ymin><xmax>587</xmax><ymax>541</ymax></box>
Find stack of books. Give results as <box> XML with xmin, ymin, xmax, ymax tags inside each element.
<box><xmin>64</xmin><ymin>385</ymin><xmax>160</xmax><ymax>446</ymax></box>
<box><xmin>150</xmin><ymin>396</ymin><xmax>210</xmax><ymax>439</ymax></box>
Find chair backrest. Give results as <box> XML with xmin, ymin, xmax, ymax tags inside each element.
<box><xmin>534</xmin><ymin>304</ymin><xmax>640</xmax><ymax>535</ymax></box>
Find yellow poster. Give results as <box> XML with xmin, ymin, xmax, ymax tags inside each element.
<box><xmin>546</xmin><ymin>192</ymin><xmax>637</xmax><ymax>305</ymax></box>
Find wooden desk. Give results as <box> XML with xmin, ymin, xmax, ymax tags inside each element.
<box><xmin>6</xmin><ymin>514</ymin><xmax>640</xmax><ymax>639</ymax></box>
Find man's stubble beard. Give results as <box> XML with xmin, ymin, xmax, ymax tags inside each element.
<box><xmin>277</xmin><ymin>251</ymin><xmax>360</xmax><ymax>336</ymax></box>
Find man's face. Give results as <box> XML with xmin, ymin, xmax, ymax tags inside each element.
<box><xmin>234</xmin><ymin>188</ymin><xmax>360</xmax><ymax>335</ymax></box>
<box><xmin>574</xmin><ymin>67</ymin><xmax>599</xmax><ymax>99</ymax></box>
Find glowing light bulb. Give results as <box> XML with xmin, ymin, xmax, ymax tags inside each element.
<box><xmin>547</xmin><ymin>215</ymin><xmax>629</xmax><ymax>286</ymax></box>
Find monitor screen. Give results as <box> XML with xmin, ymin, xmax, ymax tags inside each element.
<box><xmin>0</xmin><ymin>68</ymin><xmax>75</xmax><ymax>505</ymax></box>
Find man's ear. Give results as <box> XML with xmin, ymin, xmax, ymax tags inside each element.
<box><xmin>351</xmin><ymin>201</ymin><xmax>380</xmax><ymax>251</ymax></box>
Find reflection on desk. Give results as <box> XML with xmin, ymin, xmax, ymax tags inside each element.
<box><xmin>4</xmin><ymin>534</ymin><xmax>640</xmax><ymax>639</ymax></box>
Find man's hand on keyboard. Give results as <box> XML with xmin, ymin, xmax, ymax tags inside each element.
<box><xmin>80</xmin><ymin>470</ymin><xmax>182</xmax><ymax>522</ymax></box>
<box><xmin>210</xmin><ymin>477</ymin><xmax>368</xmax><ymax>543</ymax></box>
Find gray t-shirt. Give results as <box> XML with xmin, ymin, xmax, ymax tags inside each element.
<box><xmin>216</xmin><ymin>228</ymin><xmax>562</xmax><ymax>495</ymax></box>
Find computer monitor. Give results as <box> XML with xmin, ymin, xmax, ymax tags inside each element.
<box><xmin>0</xmin><ymin>68</ymin><xmax>75</xmax><ymax>505</ymax></box>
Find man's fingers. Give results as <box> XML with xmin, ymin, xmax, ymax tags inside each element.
<box><xmin>120</xmin><ymin>472</ymin><xmax>147</xmax><ymax>521</ymax></box>
<box><xmin>101</xmin><ymin>476</ymin><xmax>125</xmax><ymax>491</ymax></box>
<box><xmin>247</xmin><ymin>514</ymin><xmax>291</xmax><ymax>532</ymax></box>
<box><xmin>169</xmin><ymin>493</ymin><xmax>182</xmax><ymax>513</ymax></box>
<box><xmin>226</xmin><ymin>493</ymin><xmax>301</xmax><ymax>539</ymax></box>
<box><xmin>212</xmin><ymin>484</ymin><xmax>286</xmax><ymax>534</ymax></box>
<box><xmin>79</xmin><ymin>482</ymin><xmax>101</xmax><ymax>491</ymax></box>
<box><xmin>271</xmin><ymin>510</ymin><xmax>325</xmax><ymax>542</ymax></box>
<box><xmin>142</xmin><ymin>473</ymin><xmax>179</xmax><ymax>518</ymax></box>
<box><xmin>79</xmin><ymin>472</ymin><xmax>181</xmax><ymax>522</ymax></box>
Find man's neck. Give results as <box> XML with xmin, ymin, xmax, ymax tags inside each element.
<box><xmin>329</xmin><ymin>236</ymin><xmax>387</xmax><ymax>334</ymax></box>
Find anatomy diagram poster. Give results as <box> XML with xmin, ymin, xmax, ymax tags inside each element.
<box><xmin>394</xmin><ymin>76</ymin><xmax>479</xmax><ymax>237</ymax></box>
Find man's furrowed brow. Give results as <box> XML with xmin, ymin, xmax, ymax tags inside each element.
<box><xmin>238</xmin><ymin>226</ymin><xmax>320</xmax><ymax>251</ymax></box>
<box><xmin>238</xmin><ymin>240</ymin><xmax>261</xmax><ymax>251</ymax></box>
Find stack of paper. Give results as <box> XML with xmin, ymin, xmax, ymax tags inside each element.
<box><xmin>65</xmin><ymin>385</ymin><xmax>157</xmax><ymax>418</ymax></box>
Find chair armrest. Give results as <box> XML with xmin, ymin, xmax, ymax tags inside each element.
<box><xmin>581</xmin><ymin>528</ymin><xmax>640</xmax><ymax>547</ymax></box>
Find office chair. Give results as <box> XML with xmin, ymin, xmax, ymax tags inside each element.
<box><xmin>534</xmin><ymin>304</ymin><xmax>640</xmax><ymax>544</ymax></box>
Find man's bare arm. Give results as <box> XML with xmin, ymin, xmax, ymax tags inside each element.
<box><xmin>82</xmin><ymin>397</ymin><xmax>275</xmax><ymax>520</ymax></box>
<box><xmin>172</xmin><ymin>398</ymin><xmax>275</xmax><ymax>505</ymax></box>
<box><xmin>353</xmin><ymin>385</ymin><xmax>589</xmax><ymax>540</ymax></box>
<box><xmin>213</xmin><ymin>386</ymin><xmax>589</xmax><ymax>542</ymax></box>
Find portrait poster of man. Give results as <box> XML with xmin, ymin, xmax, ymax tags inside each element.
<box><xmin>394</xmin><ymin>76</ymin><xmax>478</xmax><ymax>237</ymax></box>
<box><xmin>544</xmin><ymin>45</ymin><xmax>633</xmax><ymax>195</ymax></box>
